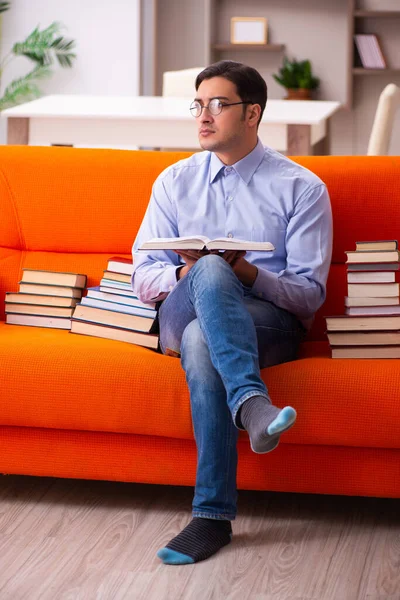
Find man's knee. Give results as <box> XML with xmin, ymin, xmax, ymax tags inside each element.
<box><xmin>190</xmin><ymin>254</ymin><xmax>240</xmax><ymax>290</ymax></box>
<box><xmin>181</xmin><ymin>319</ymin><xmax>206</xmax><ymax>359</ymax></box>
<box><xmin>181</xmin><ymin>320</ymin><xmax>223</xmax><ymax>393</ymax></box>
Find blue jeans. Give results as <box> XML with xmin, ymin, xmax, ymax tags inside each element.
<box><xmin>158</xmin><ymin>255</ymin><xmax>305</xmax><ymax>520</ymax></box>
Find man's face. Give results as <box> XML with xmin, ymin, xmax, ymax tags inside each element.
<box><xmin>194</xmin><ymin>76</ymin><xmax>250</xmax><ymax>153</ymax></box>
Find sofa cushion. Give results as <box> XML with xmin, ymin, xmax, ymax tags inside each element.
<box><xmin>1</xmin><ymin>323</ymin><xmax>399</xmax><ymax>450</ymax></box>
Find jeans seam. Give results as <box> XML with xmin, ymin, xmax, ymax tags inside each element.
<box><xmin>224</xmin><ymin>413</ymin><xmax>233</xmax><ymax>511</ymax></box>
<box><xmin>189</xmin><ymin>261</ymin><xmax>243</xmax><ymax>381</ymax></box>
<box><xmin>192</xmin><ymin>511</ymin><xmax>235</xmax><ymax>520</ymax></box>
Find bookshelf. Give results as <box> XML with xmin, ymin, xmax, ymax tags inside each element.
<box><xmin>353</xmin><ymin>68</ymin><xmax>400</xmax><ymax>75</ymax></box>
<box><xmin>349</xmin><ymin>2</ymin><xmax>400</xmax><ymax>106</ymax></box>
<box><xmin>354</xmin><ymin>10</ymin><xmax>400</xmax><ymax>18</ymax></box>
<box><xmin>212</xmin><ymin>43</ymin><xmax>285</xmax><ymax>52</ymax></box>
<box><xmin>142</xmin><ymin>0</ymin><xmax>400</xmax><ymax>153</ymax></box>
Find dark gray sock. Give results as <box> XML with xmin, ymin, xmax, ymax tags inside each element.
<box><xmin>157</xmin><ymin>517</ymin><xmax>232</xmax><ymax>564</ymax></box>
<box><xmin>240</xmin><ymin>395</ymin><xmax>297</xmax><ymax>453</ymax></box>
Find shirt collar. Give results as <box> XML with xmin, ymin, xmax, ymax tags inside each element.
<box><xmin>209</xmin><ymin>138</ymin><xmax>265</xmax><ymax>185</ymax></box>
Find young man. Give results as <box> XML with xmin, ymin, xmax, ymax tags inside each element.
<box><xmin>131</xmin><ymin>61</ymin><xmax>333</xmax><ymax>565</ymax></box>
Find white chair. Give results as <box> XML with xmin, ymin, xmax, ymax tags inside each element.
<box><xmin>161</xmin><ymin>67</ymin><xmax>205</xmax><ymax>152</ymax></box>
<box><xmin>367</xmin><ymin>83</ymin><xmax>400</xmax><ymax>155</ymax></box>
<box><xmin>162</xmin><ymin>67</ymin><xmax>204</xmax><ymax>98</ymax></box>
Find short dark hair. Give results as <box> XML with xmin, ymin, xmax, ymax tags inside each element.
<box><xmin>195</xmin><ymin>60</ymin><xmax>267</xmax><ymax>126</ymax></box>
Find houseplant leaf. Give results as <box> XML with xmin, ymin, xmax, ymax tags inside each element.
<box><xmin>12</xmin><ymin>22</ymin><xmax>75</xmax><ymax>68</ymax></box>
<box><xmin>0</xmin><ymin>64</ymin><xmax>52</xmax><ymax>110</ymax></box>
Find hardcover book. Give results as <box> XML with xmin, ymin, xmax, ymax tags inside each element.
<box><xmin>106</xmin><ymin>256</ymin><xmax>134</xmax><ymax>276</ymax></box>
<box><xmin>72</xmin><ymin>304</ymin><xmax>156</xmax><ymax>333</ymax></box>
<box><xmin>139</xmin><ymin>235</ymin><xmax>275</xmax><ymax>252</ymax></box>
<box><xmin>70</xmin><ymin>320</ymin><xmax>159</xmax><ymax>349</ymax></box>
<box><xmin>21</xmin><ymin>269</ymin><xmax>87</xmax><ymax>289</ymax></box>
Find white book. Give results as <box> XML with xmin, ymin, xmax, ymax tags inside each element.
<box><xmin>99</xmin><ymin>278</ymin><xmax>132</xmax><ymax>290</ymax></box>
<box><xmin>345</xmin><ymin>305</ymin><xmax>400</xmax><ymax>316</ymax></box>
<box><xmin>332</xmin><ymin>346</ymin><xmax>400</xmax><ymax>359</ymax></box>
<box><xmin>81</xmin><ymin>296</ymin><xmax>157</xmax><ymax>318</ymax></box>
<box><xmin>87</xmin><ymin>287</ymin><xmax>156</xmax><ymax>310</ymax></box>
<box><xmin>139</xmin><ymin>235</ymin><xmax>275</xmax><ymax>252</ymax></box>
<box><xmin>71</xmin><ymin>320</ymin><xmax>159</xmax><ymax>350</ymax></box>
<box><xmin>6</xmin><ymin>314</ymin><xmax>71</xmax><ymax>329</ymax></box>
<box><xmin>369</xmin><ymin>35</ymin><xmax>386</xmax><ymax>68</ymax></box>
<box><xmin>99</xmin><ymin>285</ymin><xmax>138</xmax><ymax>298</ymax></box>
<box><xmin>347</xmin><ymin>282</ymin><xmax>400</xmax><ymax>297</ymax></box>
<box><xmin>347</xmin><ymin>271</ymin><xmax>396</xmax><ymax>283</ymax></box>
<box><xmin>345</xmin><ymin>295</ymin><xmax>399</xmax><ymax>307</ymax></box>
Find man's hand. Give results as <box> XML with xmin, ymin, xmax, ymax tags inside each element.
<box><xmin>174</xmin><ymin>249</ymin><xmax>209</xmax><ymax>279</ymax></box>
<box><xmin>174</xmin><ymin>249</ymin><xmax>258</xmax><ymax>287</ymax></box>
<box><xmin>230</xmin><ymin>256</ymin><xmax>258</xmax><ymax>287</ymax></box>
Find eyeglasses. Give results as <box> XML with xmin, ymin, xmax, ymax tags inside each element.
<box><xmin>190</xmin><ymin>98</ymin><xmax>253</xmax><ymax>118</ymax></box>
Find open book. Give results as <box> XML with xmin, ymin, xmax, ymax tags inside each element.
<box><xmin>139</xmin><ymin>236</ymin><xmax>275</xmax><ymax>252</ymax></box>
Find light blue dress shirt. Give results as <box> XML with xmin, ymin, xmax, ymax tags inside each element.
<box><xmin>131</xmin><ymin>139</ymin><xmax>333</xmax><ymax>328</ymax></box>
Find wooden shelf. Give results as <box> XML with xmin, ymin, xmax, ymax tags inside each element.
<box><xmin>354</xmin><ymin>10</ymin><xmax>400</xmax><ymax>18</ymax></box>
<box><xmin>213</xmin><ymin>43</ymin><xmax>285</xmax><ymax>52</ymax></box>
<box><xmin>353</xmin><ymin>68</ymin><xmax>400</xmax><ymax>75</ymax></box>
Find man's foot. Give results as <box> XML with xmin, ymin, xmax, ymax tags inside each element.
<box><xmin>240</xmin><ymin>395</ymin><xmax>297</xmax><ymax>453</ymax></box>
<box><xmin>157</xmin><ymin>517</ymin><xmax>232</xmax><ymax>565</ymax></box>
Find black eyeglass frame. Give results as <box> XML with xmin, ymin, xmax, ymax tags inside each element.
<box><xmin>189</xmin><ymin>99</ymin><xmax>253</xmax><ymax>118</ymax></box>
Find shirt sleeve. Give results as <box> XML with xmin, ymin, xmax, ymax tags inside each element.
<box><xmin>131</xmin><ymin>170</ymin><xmax>182</xmax><ymax>303</ymax></box>
<box><xmin>251</xmin><ymin>183</ymin><xmax>333</xmax><ymax>322</ymax></box>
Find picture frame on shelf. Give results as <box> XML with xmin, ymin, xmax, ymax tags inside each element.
<box><xmin>230</xmin><ymin>17</ymin><xmax>268</xmax><ymax>45</ymax></box>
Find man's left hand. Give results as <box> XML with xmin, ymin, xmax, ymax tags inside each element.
<box><xmin>230</xmin><ymin>255</ymin><xmax>258</xmax><ymax>287</ymax></box>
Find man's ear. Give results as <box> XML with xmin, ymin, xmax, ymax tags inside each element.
<box><xmin>247</xmin><ymin>103</ymin><xmax>261</xmax><ymax>128</ymax></box>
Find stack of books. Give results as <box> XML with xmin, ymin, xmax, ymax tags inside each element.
<box><xmin>71</xmin><ymin>256</ymin><xmax>159</xmax><ymax>350</ymax></box>
<box><xmin>354</xmin><ymin>34</ymin><xmax>386</xmax><ymax>69</ymax></box>
<box><xmin>5</xmin><ymin>269</ymin><xmax>87</xmax><ymax>329</ymax></box>
<box><xmin>326</xmin><ymin>240</ymin><xmax>400</xmax><ymax>358</ymax></box>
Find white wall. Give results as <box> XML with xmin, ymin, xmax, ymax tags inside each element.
<box><xmin>0</xmin><ymin>0</ymin><xmax>140</xmax><ymax>142</ymax></box>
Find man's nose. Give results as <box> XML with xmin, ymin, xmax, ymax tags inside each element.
<box><xmin>200</xmin><ymin>107</ymin><xmax>214</xmax><ymax>123</ymax></box>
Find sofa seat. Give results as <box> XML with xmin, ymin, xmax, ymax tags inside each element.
<box><xmin>2</xmin><ymin>323</ymin><xmax>399</xmax><ymax>451</ymax></box>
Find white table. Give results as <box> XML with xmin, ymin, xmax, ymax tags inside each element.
<box><xmin>2</xmin><ymin>95</ymin><xmax>341</xmax><ymax>155</ymax></box>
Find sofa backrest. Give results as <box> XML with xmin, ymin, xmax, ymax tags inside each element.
<box><xmin>1</xmin><ymin>146</ymin><xmax>399</xmax><ymax>340</ymax></box>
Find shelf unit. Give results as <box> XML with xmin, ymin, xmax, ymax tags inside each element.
<box><xmin>145</xmin><ymin>0</ymin><xmax>400</xmax><ymax>153</ymax></box>
<box><xmin>212</xmin><ymin>43</ymin><xmax>285</xmax><ymax>52</ymax></box>
<box><xmin>354</xmin><ymin>10</ymin><xmax>400</xmax><ymax>18</ymax></box>
<box><xmin>353</xmin><ymin>68</ymin><xmax>400</xmax><ymax>75</ymax></box>
<box><xmin>349</xmin><ymin>3</ymin><xmax>400</xmax><ymax>106</ymax></box>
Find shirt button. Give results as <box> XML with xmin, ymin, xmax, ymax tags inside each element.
<box><xmin>169</xmin><ymin>285</ymin><xmax>173</xmax><ymax>291</ymax></box>
<box><xmin>227</xmin><ymin>233</ymin><xmax>233</xmax><ymax>238</ymax></box>
<box><xmin>225</xmin><ymin>167</ymin><xmax>232</xmax><ymax>174</ymax></box>
<box><xmin>227</xmin><ymin>196</ymin><xmax>233</xmax><ymax>202</ymax></box>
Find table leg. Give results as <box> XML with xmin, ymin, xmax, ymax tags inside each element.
<box><xmin>313</xmin><ymin>119</ymin><xmax>331</xmax><ymax>156</ymax></box>
<box><xmin>7</xmin><ymin>117</ymin><xmax>30</xmax><ymax>145</ymax></box>
<box><xmin>287</xmin><ymin>124</ymin><xmax>312</xmax><ymax>156</ymax></box>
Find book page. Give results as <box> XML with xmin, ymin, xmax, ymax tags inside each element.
<box><xmin>140</xmin><ymin>235</ymin><xmax>210</xmax><ymax>249</ymax></box>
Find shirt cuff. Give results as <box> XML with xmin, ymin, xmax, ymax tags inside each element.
<box><xmin>161</xmin><ymin>265</ymin><xmax>181</xmax><ymax>294</ymax></box>
<box><xmin>251</xmin><ymin>267</ymin><xmax>279</xmax><ymax>303</ymax></box>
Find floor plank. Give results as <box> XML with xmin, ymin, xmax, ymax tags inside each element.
<box><xmin>0</xmin><ymin>475</ymin><xmax>398</xmax><ymax>600</ymax></box>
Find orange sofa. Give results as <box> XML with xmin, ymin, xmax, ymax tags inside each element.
<box><xmin>1</xmin><ymin>146</ymin><xmax>399</xmax><ymax>499</ymax></box>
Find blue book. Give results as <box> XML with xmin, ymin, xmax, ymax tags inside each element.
<box><xmin>87</xmin><ymin>286</ymin><xmax>156</xmax><ymax>310</ymax></box>
<box><xmin>81</xmin><ymin>295</ymin><xmax>157</xmax><ymax>318</ymax></box>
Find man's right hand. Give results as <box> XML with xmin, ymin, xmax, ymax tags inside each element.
<box><xmin>174</xmin><ymin>249</ymin><xmax>247</xmax><ymax>280</ymax></box>
<box><xmin>174</xmin><ymin>250</ymin><xmax>209</xmax><ymax>279</ymax></box>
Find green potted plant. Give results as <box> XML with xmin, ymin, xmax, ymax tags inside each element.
<box><xmin>0</xmin><ymin>2</ymin><xmax>76</xmax><ymax>110</ymax></box>
<box><xmin>273</xmin><ymin>56</ymin><xmax>320</xmax><ymax>100</ymax></box>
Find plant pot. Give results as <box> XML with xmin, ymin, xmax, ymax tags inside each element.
<box><xmin>285</xmin><ymin>88</ymin><xmax>311</xmax><ymax>100</ymax></box>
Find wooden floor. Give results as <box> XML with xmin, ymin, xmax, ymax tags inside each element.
<box><xmin>0</xmin><ymin>475</ymin><xmax>399</xmax><ymax>600</ymax></box>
